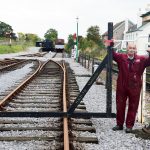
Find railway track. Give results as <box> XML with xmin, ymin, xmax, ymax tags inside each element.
<box><xmin>0</xmin><ymin>60</ymin><xmax>65</xmax><ymax>149</ymax></box>
<box><xmin>0</xmin><ymin>59</ymin><xmax>98</xmax><ymax>149</ymax></box>
<box><xmin>0</xmin><ymin>58</ymin><xmax>27</xmax><ymax>70</ymax></box>
<box><xmin>0</xmin><ymin>58</ymin><xmax>18</xmax><ymax>65</ymax></box>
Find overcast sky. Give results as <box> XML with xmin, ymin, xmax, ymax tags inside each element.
<box><xmin>0</xmin><ymin>0</ymin><xmax>149</xmax><ymax>41</ymax></box>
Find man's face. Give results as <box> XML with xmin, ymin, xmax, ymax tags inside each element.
<box><xmin>127</xmin><ymin>44</ymin><xmax>137</xmax><ymax>56</ymax></box>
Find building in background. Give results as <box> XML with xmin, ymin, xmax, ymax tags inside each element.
<box><xmin>102</xmin><ymin>4</ymin><xmax>150</xmax><ymax>54</ymax></box>
<box><xmin>102</xmin><ymin>20</ymin><xmax>135</xmax><ymax>50</ymax></box>
<box><xmin>124</xmin><ymin>4</ymin><xmax>150</xmax><ymax>55</ymax></box>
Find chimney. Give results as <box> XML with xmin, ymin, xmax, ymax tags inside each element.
<box><xmin>145</xmin><ymin>4</ymin><xmax>150</xmax><ymax>12</ymax></box>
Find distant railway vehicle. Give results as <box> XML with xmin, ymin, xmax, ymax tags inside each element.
<box><xmin>55</xmin><ymin>39</ymin><xmax>65</xmax><ymax>52</ymax></box>
<box><xmin>36</xmin><ymin>39</ymin><xmax>64</xmax><ymax>52</ymax></box>
<box><xmin>36</xmin><ymin>39</ymin><xmax>54</xmax><ymax>52</ymax></box>
<box><xmin>42</xmin><ymin>39</ymin><xmax>54</xmax><ymax>51</ymax></box>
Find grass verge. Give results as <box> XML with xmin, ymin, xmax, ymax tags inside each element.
<box><xmin>0</xmin><ymin>43</ymin><xmax>33</xmax><ymax>54</ymax></box>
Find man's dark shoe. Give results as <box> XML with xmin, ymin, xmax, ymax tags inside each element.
<box><xmin>112</xmin><ymin>125</ymin><xmax>123</xmax><ymax>131</ymax></box>
<box><xmin>125</xmin><ymin>127</ymin><xmax>132</xmax><ymax>133</ymax></box>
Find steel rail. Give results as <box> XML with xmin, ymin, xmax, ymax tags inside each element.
<box><xmin>62</xmin><ymin>62</ymin><xmax>69</xmax><ymax>150</ymax></box>
<box><xmin>0</xmin><ymin>60</ymin><xmax>42</xmax><ymax>107</ymax></box>
<box><xmin>49</xmin><ymin>59</ymin><xmax>70</xmax><ymax>150</ymax></box>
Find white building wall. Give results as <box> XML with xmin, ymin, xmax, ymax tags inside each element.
<box><xmin>124</xmin><ymin>22</ymin><xmax>150</xmax><ymax>55</ymax></box>
<box><xmin>136</xmin><ymin>35</ymin><xmax>148</xmax><ymax>55</ymax></box>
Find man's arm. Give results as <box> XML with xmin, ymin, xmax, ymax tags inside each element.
<box><xmin>104</xmin><ymin>39</ymin><xmax>122</xmax><ymax>63</ymax></box>
<box><xmin>112</xmin><ymin>49</ymin><xmax>123</xmax><ymax>63</ymax></box>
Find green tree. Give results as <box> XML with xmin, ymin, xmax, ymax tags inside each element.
<box><xmin>78</xmin><ymin>37</ymin><xmax>88</xmax><ymax>51</ymax></box>
<box><xmin>65</xmin><ymin>34</ymin><xmax>74</xmax><ymax>53</ymax></box>
<box><xmin>0</xmin><ymin>21</ymin><xmax>13</xmax><ymax>37</ymax></box>
<box><xmin>44</xmin><ymin>28</ymin><xmax>58</xmax><ymax>42</ymax></box>
<box><xmin>18</xmin><ymin>32</ymin><xmax>26</xmax><ymax>41</ymax></box>
<box><xmin>25</xmin><ymin>33</ymin><xmax>41</xmax><ymax>43</ymax></box>
<box><xmin>87</xmin><ymin>25</ymin><xmax>103</xmax><ymax>46</ymax></box>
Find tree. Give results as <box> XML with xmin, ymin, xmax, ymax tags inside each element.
<box><xmin>78</xmin><ymin>37</ymin><xmax>88</xmax><ymax>51</ymax></box>
<box><xmin>44</xmin><ymin>28</ymin><xmax>58</xmax><ymax>42</ymax></box>
<box><xmin>25</xmin><ymin>33</ymin><xmax>41</xmax><ymax>43</ymax></box>
<box><xmin>87</xmin><ymin>25</ymin><xmax>102</xmax><ymax>46</ymax></box>
<box><xmin>65</xmin><ymin>34</ymin><xmax>74</xmax><ymax>53</ymax></box>
<box><xmin>0</xmin><ymin>21</ymin><xmax>13</xmax><ymax>37</ymax></box>
<box><xmin>18</xmin><ymin>32</ymin><xmax>26</xmax><ymax>41</ymax></box>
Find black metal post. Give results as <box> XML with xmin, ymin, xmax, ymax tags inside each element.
<box><xmin>92</xmin><ymin>57</ymin><xmax>94</xmax><ymax>74</ymax></box>
<box><xmin>88</xmin><ymin>55</ymin><xmax>90</xmax><ymax>69</ymax></box>
<box><xmin>0</xmin><ymin>111</ymin><xmax>116</xmax><ymax>118</ymax></box>
<box><xmin>82</xmin><ymin>54</ymin><xmax>83</xmax><ymax>66</ymax></box>
<box><xmin>78</xmin><ymin>53</ymin><xmax>80</xmax><ymax>63</ymax></box>
<box><xmin>106</xmin><ymin>22</ymin><xmax>113</xmax><ymax>117</ymax></box>
<box><xmin>105</xmin><ymin>64</ymin><xmax>108</xmax><ymax>89</ymax></box>
<box><xmin>85</xmin><ymin>55</ymin><xmax>86</xmax><ymax>68</ymax></box>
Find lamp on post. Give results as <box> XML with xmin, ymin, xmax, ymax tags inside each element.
<box><xmin>76</xmin><ymin>17</ymin><xmax>79</xmax><ymax>62</ymax></box>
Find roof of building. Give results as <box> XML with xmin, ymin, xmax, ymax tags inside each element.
<box><xmin>126</xmin><ymin>22</ymin><xmax>149</xmax><ymax>33</ymax></box>
<box><xmin>140</xmin><ymin>11</ymin><xmax>150</xmax><ymax>17</ymax></box>
<box><xmin>126</xmin><ymin>10</ymin><xmax>150</xmax><ymax>33</ymax></box>
<box><xmin>102</xmin><ymin>20</ymin><xmax>134</xmax><ymax>36</ymax></box>
<box><xmin>102</xmin><ymin>21</ymin><xmax>124</xmax><ymax>36</ymax></box>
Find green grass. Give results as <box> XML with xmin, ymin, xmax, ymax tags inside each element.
<box><xmin>0</xmin><ymin>43</ymin><xmax>33</xmax><ymax>54</ymax></box>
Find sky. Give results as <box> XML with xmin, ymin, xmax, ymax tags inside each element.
<box><xmin>0</xmin><ymin>0</ymin><xmax>149</xmax><ymax>41</ymax></box>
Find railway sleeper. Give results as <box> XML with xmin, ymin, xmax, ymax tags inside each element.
<box><xmin>11</xmin><ymin>100</ymin><xmax>60</xmax><ymax>104</ymax></box>
<box><xmin>0</xmin><ymin>126</ymin><xmax>62</xmax><ymax>131</ymax></box>
<box><xmin>0</xmin><ymin>136</ymin><xmax>61</xmax><ymax>141</ymax></box>
<box><xmin>71</xmin><ymin>119</ymin><xmax>93</xmax><ymax>126</ymax></box>
<box><xmin>8</xmin><ymin>103</ymin><xmax>60</xmax><ymax>108</ymax></box>
<box><xmin>72</xmin><ymin>126</ymin><xmax>96</xmax><ymax>133</ymax></box>
<box><xmin>71</xmin><ymin>137</ymin><xmax>98</xmax><ymax>144</ymax></box>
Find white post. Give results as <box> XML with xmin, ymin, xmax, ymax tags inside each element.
<box><xmin>9</xmin><ymin>38</ymin><xmax>12</xmax><ymax>46</ymax></box>
<box><xmin>9</xmin><ymin>33</ymin><xmax>12</xmax><ymax>46</ymax></box>
<box><xmin>138</xmin><ymin>69</ymin><xmax>146</xmax><ymax>123</ymax></box>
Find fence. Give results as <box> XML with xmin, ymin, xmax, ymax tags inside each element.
<box><xmin>78</xmin><ymin>53</ymin><xmax>101</xmax><ymax>74</ymax></box>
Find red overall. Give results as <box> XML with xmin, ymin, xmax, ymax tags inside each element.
<box><xmin>113</xmin><ymin>51</ymin><xmax>150</xmax><ymax>128</ymax></box>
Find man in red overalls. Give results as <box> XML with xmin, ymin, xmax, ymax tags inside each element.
<box><xmin>106</xmin><ymin>41</ymin><xmax>150</xmax><ymax>133</ymax></box>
